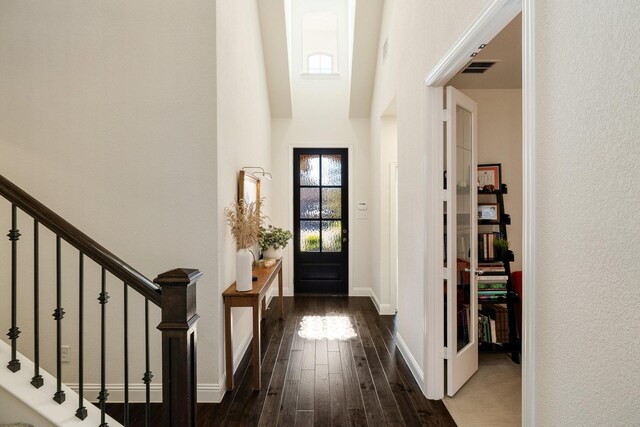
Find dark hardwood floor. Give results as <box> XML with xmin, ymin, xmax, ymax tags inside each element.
<box><xmin>105</xmin><ymin>296</ymin><xmax>456</xmax><ymax>426</ymax></box>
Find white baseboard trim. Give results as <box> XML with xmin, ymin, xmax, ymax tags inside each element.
<box><xmin>67</xmin><ymin>381</ymin><xmax>226</xmax><ymax>404</ymax></box>
<box><xmin>350</xmin><ymin>286</ymin><xmax>372</xmax><ymax>297</ymax></box>
<box><xmin>369</xmin><ymin>289</ymin><xmax>396</xmax><ymax>315</ymax></box>
<box><xmin>395</xmin><ymin>332</ymin><xmax>425</xmax><ymax>393</ymax></box>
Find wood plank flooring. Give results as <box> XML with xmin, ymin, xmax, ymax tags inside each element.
<box><xmin>105</xmin><ymin>296</ymin><xmax>456</xmax><ymax>426</ymax></box>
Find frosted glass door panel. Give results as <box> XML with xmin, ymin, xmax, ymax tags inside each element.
<box><xmin>300</xmin><ymin>188</ymin><xmax>320</xmax><ymax>219</ymax></box>
<box><xmin>321</xmin><ymin>155</ymin><xmax>342</xmax><ymax>186</ymax></box>
<box><xmin>300</xmin><ymin>155</ymin><xmax>320</xmax><ymax>186</ymax></box>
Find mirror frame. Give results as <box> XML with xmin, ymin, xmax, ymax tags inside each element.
<box><xmin>238</xmin><ymin>170</ymin><xmax>261</xmax><ymax>211</ymax></box>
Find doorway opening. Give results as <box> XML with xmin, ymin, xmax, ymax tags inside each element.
<box><xmin>441</xmin><ymin>12</ymin><xmax>523</xmax><ymax>426</ymax></box>
<box><xmin>423</xmin><ymin>0</ymin><xmax>534</xmax><ymax>425</ymax></box>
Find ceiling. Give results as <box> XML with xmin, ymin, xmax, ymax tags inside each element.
<box><xmin>448</xmin><ymin>13</ymin><xmax>522</xmax><ymax>89</ymax></box>
<box><xmin>257</xmin><ymin>0</ymin><xmax>385</xmax><ymax>119</ymax></box>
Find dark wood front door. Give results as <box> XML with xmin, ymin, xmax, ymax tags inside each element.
<box><xmin>293</xmin><ymin>148</ymin><xmax>348</xmax><ymax>294</ymax></box>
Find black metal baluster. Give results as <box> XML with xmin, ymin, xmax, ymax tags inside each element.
<box><xmin>98</xmin><ymin>268</ymin><xmax>109</xmax><ymax>427</ymax></box>
<box><xmin>142</xmin><ymin>298</ymin><xmax>153</xmax><ymax>427</ymax></box>
<box><xmin>75</xmin><ymin>253</ymin><xmax>87</xmax><ymax>420</ymax></box>
<box><xmin>7</xmin><ymin>204</ymin><xmax>21</xmax><ymax>372</ymax></box>
<box><xmin>31</xmin><ymin>220</ymin><xmax>43</xmax><ymax>387</ymax></box>
<box><xmin>53</xmin><ymin>236</ymin><xmax>65</xmax><ymax>404</ymax></box>
<box><xmin>124</xmin><ymin>283</ymin><xmax>129</xmax><ymax>427</ymax></box>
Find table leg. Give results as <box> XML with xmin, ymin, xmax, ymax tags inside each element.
<box><xmin>278</xmin><ymin>266</ymin><xmax>284</xmax><ymax>319</ymax></box>
<box><xmin>262</xmin><ymin>297</ymin><xmax>267</xmax><ymax>319</ymax></box>
<box><xmin>252</xmin><ymin>301</ymin><xmax>261</xmax><ymax>390</ymax></box>
<box><xmin>225</xmin><ymin>302</ymin><xmax>233</xmax><ymax>391</ymax></box>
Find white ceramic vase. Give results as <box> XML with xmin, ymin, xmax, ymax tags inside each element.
<box><xmin>263</xmin><ymin>246</ymin><xmax>284</xmax><ymax>260</ymax></box>
<box><xmin>236</xmin><ymin>248</ymin><xmax>253</xmax><ymax>292</ymax></box>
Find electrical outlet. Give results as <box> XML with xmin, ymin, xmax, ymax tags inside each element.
<box><xmin>61</xmin><ymin>345</ymin><xmax>70</xmax><ymax>363</ymax></box>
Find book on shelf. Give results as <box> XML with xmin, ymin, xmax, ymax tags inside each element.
<box><xmin>477</xmin><ymin>275</ymin><xmax>509</xmax><ymax>282</ymax></box>
<box><xmin>479</xmin><ymin>289</ymin><xmax>507</xmax><ymax>296</ymax></box>
<box><xmin>490</xmin><ymin>319</ymin><xmax>497</xmax><ymax>344</ymax></box>
<box><xmin>478</xmin><ymin>295</ymin><xmax>507</xmax><ymax>302</ymax></box>
<box><xmin>480</xmin><ymin>303</ymin><xmax>509</xmax><ymax>343</ymax></box>
<box><xmin>478</xmin><ymin>282</ymin><xmax>507</xmax><ymax>290</ymax></box>
<box><xmin>478</xmin><ymin>232</ymin><xmax>503</xmax><ymax>260</ymax></box>
<box><xmin>479</xmin><ymin>265</ymin><xmax>506</xmax><ymax>273</ymax></box>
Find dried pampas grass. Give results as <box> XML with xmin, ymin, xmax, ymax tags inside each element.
<box><xmin>225</xmin><ymin>199</ymin><xmax>262</xmax><ymax>250</ymax></box>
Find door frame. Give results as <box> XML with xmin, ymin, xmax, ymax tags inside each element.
<box><xmin>389</xmin><ymin>162</ymin><xmax>398</xmax><ymax>313</ymax></box>
<box><xmin>287</xmin><ymin>144</ymin><xmax>355</xmax><ymax>296</ymax></box>
<box><xmin>422</xmin><ymin>0</ymin><xmax>536</xmax><ymax>425</ymax></box>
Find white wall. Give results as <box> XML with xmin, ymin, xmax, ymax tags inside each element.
<box><xmin>368</xmin><ymin>0</ymin><xmax>398</xmax><ymax>314</ymax></box>
<box><xmin>369</xmin><ymin>0</ymin><xmax>494</xmax><ymax>388</ymax></box>
<box><xmin>271</xmin><ymin>0</ymin><xmax>371</xmax><ymax>297</ymax></box>
<box><xmin>534</xmin><ymin>1</ymin><xmax>640</xmax><ymax>424</ymax></box>
<box><xmin>216</xmin><ymin>0</ymin><xmax>272</xmax><ymax>390</ymax></box>
<box><xmin>0</xmin><ymin>0</ymin><xmax>218</xmax><ymax>399</ymax></box>
<box><xmin>461</xmin><ymin>89</ymin><xmax>522</xmax><ymax>272</ymax></box>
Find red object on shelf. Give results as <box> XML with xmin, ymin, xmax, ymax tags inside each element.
<box><xmin>512</xmin><ymin>270</ymin><xmax>522</xmax><ymax>337</ymax></box>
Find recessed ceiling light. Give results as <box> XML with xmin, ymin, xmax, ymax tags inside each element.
<box><xmin>470</xmin><ymin>52</ymin><xmax>478</xmax><ymax>57</ymax></box>
<box><xmin>479</xmin><ymin>44</ymin><xmax>487</xmax><ymax>49</ymax></box>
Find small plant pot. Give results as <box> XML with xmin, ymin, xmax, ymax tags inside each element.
<box><xmin>263</xmin><ymin>246</ymin><xmax>284</xmax><ymax>260</ymax></box>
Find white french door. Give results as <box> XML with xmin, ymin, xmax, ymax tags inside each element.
<box><xmin>445</xmin><ymin>86</ymin><xmax>479</xmax><ymax>396</ymax></box>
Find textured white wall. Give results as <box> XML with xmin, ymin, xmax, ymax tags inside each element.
<box><xmin>461</xmin><ymin>89</ymin><xmax>522</xmax><ymax>272</ymax></box>
<box><xmin>216</xmin><ymin>0</ymin><xmax>272</xmax><ymax>388</ymax></box>
<box><xmin>0</xmin><ymin>0</ymin><xmax>218</xmax><ymax>397</ymax></box>
<box><xmin>534</xmin><ymin>1</ymin><xmax>640</xmax><ymax>424</ymax></box>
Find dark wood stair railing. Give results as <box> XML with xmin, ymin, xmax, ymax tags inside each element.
<box><xmin>0</xmin><ymin>175</ymin><xmax>200</xmax><ymax>427</ymax></box>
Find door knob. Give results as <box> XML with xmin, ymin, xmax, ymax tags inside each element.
<box><xmin>463</xmin><ymin>267</ymin><xmax>484</xmax><ymax>275</ymax></box>
<box><xmin>342</xmin><ymin>237</ymin><xmax>348</xmax><ymax>243</ymax></box>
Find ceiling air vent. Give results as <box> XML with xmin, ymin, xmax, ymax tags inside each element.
<box><xmin>462</xmin><ymin>61</ymin><xmax>497</xmax><ymax>74</ymax></box>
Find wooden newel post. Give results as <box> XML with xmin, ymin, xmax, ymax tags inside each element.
<box><xmin>155</xmin><ymin>268</ymin><xmax>202</xmax><ymax>427</ymax></box>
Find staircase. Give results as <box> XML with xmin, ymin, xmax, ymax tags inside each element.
<box><xmin>0</xmin><ymin>175</ymin><xmax>201</xmax><ymax>427</ymax></box>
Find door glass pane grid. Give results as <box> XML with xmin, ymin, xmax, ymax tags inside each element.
<box><xmin>299</xmin><ymin>153</ymin><xmax>344</xmax><ymax>252</ymax></box>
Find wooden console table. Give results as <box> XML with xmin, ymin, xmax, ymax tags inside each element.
<box><xmin>222</xmin><ymin>258</ymin><xmax>284</xmax><ymax>391</ymax></box>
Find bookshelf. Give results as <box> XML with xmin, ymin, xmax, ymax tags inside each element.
<box><xmin>477</xmin><ymin>183</ymin><xmax>520</xmax><ymax>363</ymax></box>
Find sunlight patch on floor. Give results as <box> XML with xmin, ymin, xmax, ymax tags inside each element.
<box><xmin>297</xmin><ymin>315</ymin><xmax>357</xmax><ymax>341</ymax></box>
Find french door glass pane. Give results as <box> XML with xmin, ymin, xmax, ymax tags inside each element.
<box><xmin>321</xmin><ymin>155</ymin><xmax>341</xmax><ymax>186</ymax></box>
<box><xmin>300</xmin><ymin>155</ymin><xmax>320</xmax><ymax>186</ymax></box>
<box><xmin>322</xmin><ymin>221</ymin><xmax>342</xmax><ymax>252</ymax></box>
<box><xmin>321</xmin><ymin>188</ymin><xmax>341</xmax><ymax>218</ymax></box>
<box><xmin>300</xmin><ymin>188</ymin><xmax>320</xmax><ymax>218</ymax></box>
<box><xmin>456</xmin><ymin>105</ymin><xmax>473</xmax><ymax>352</ymax></box>
<box><xmin>300</xmin><ymin>220</ymin><xmax>320</xmax><ymax>252</ymax></box>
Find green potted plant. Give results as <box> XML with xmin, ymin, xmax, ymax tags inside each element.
<box><xmin>493</xmin><ymin>237</ymin><xmax>510</xmax><ymax>260</ymax></box>
<box><xmin>259</xmin><ymin>225</ymin><xmax>293</xmax><ymax>259</ymax></box>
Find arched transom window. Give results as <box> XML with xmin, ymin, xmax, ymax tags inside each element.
<box><xmin>302</xmin><ymin>11</ymin><xmax>338</xmax><ymax>74</ymax></box>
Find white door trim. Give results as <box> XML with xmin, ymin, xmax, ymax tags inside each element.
<box><xmin>521</xmin><ymin>0</ymin><xmax>536</xmax><ymax>425</ymax></box>
<box><xmin>389</xmin><ymin>162</ymin><xmax>398</xmax><ymax>313</ymax></box>
<box><xmin>424</xmin><ymin>0</ymin><xmax>522</xmax><ymax>87</ymax></box>
<box><xmin>422</xmin><ymin>1</ymin><xmax>535</xmax><ymax>425</ymax></box>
